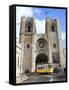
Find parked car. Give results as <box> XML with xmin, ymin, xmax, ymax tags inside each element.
<box><xmin>53</xmin><ymin>67</ymin><xmax>64</xmax><ymax>74</ymax></box>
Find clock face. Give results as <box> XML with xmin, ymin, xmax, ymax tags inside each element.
<box><xmin>39</xmin><ymin>41</ymin><xmax>45</xmax><ymax>48</ymax></box>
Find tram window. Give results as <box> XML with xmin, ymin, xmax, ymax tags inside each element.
<box><xmin>48</xmin><ymin>65</ymin><xmax>50</xmax><ymax>68</ymax></box>
<box><xmin>45</xmin><ymin>65</ymin><xmax>48</xmax><ymax>69</ymax></box>
<box><xmin>49</xmin><ymin>65</ymin><xmax>52</xmax><ymax>68</ymax></box>
<box><xmin>38</xmin><ymin>66</ymin><xmax>45</xmax><ymax>69</ymax></box>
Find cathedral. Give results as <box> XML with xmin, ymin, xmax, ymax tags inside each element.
<box><xmin>19</xmin><ymin>16</ymin><xmax>64</xmax><ymax>73</ymax></box>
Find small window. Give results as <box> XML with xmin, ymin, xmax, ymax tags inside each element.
<box><xmin>53</xmin><ymin>44</ymin><xmax>56</xmax><ymax>48</ymax></box>
<box><xmin>38</xmin><ymin>66</ymin><xmax>45</xmax><ymax>69</ymax></box>
<box><xmin>27</xmin><ymin>44</ymin><xmax>30</xmax><ymax>48</ymax></box>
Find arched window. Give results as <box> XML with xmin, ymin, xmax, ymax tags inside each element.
<box><xmin>28</xmin><ymin>25</ymin><xmax>31</xmax><ymax>32</ymax></box>
<box><xmin>25</xmin><ymin>23</ymin><xmax>32</xmax><ymax>33</ymax></box>
<box><xmin>51</xmin><ymin>26</ymin><xmax>55</xmax><ymax>32</ymax></box>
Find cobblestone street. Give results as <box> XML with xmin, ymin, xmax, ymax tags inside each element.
<box><xmin>21</xmin><ymin>73</ymin><xmax>66</xmax><ymax>83</ymax></box>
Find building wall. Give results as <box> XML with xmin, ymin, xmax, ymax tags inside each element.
<box><xmin>62</xmin><ymin>48</ymin><xmax>66</xmax><ymax>68</ymax></box>
<box><xmin>16</xmin><ymin>43</ymin><xmax>22</xmax><ymax>76</ymax></box>
<box><xmin>19</xmin><ymin>16</ymin><xmax>64</xmax><ymax>73</ymax></box>
<box><xmin>45</xmin><ymin>18</ymin><xmax>62</xmax><ymax>68</ymax></box>
<box><xmin>32</xmin><ymin>34</ymin><xmax>49</xmax><ymax>72</ymax></box>
<box><xmin>19</xmin><ymin>16</ymin><xmax>36</xmax><ymax>72</ymax></box>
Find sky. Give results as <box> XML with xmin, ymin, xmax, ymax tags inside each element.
<box><xmin>16</xmin><ymin>6</ymin><xmax>66</xmax><ymax>48</ymax></box>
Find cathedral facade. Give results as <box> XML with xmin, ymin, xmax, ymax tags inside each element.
<box><xmin>19</xmin><ymin>16</ymin><xmax>64</xmax><ymax>73</ymax></box>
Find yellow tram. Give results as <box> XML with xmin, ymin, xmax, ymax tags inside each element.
<box><xmin>36</xmin><ymin>64</ymin><xmax>54</xmax><ymax>74</ymax></box>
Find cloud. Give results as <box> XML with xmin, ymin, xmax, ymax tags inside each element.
<box><xmin>16</xmin><ymin>7</ymin><xmax>33</xmax><ymax>23</ymax></box>
<box><xmin>16</xmin><ymin>7</ymin><xmax>45</xmax><ymax>40</ymax></box>
<box><xmin>16</xmin><ymin>7</ymin><xmax>33</xmax><ymax>42</ymax></box>
<box><xmin>35</xmin><ymin>19</ymin><xmax>45</xmax><ymax>34</ymax></box>
<box><xmin>61</xmin><ymin>32</ymin><xmax>66</xmax><ymax>48</ymax></box>
<box><xmin>61</xmin><ymin>32</ymin><xmax>66</xmax><ymax>41</ymax></box>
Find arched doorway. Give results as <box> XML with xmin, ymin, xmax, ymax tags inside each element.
<box><xmin>35</xmin><ymin>53</ymin><xmax>48</xmax><ymax>71</ymax></box>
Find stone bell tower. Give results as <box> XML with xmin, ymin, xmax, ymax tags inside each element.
<box><xmin>19</xmin><ymin>16</ymin><xmax>36</xmax><ymax>72</ymax></box>
<box><xmin>45</xmin><ymin>17</ymin><xmax>62</xmax><ymax>68</ymax></box>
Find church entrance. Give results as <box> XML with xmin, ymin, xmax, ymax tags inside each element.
<box><xmin>35</xmin><ymin>53</ymin><xmax>48</xmax><ymax>72</ymax></box>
